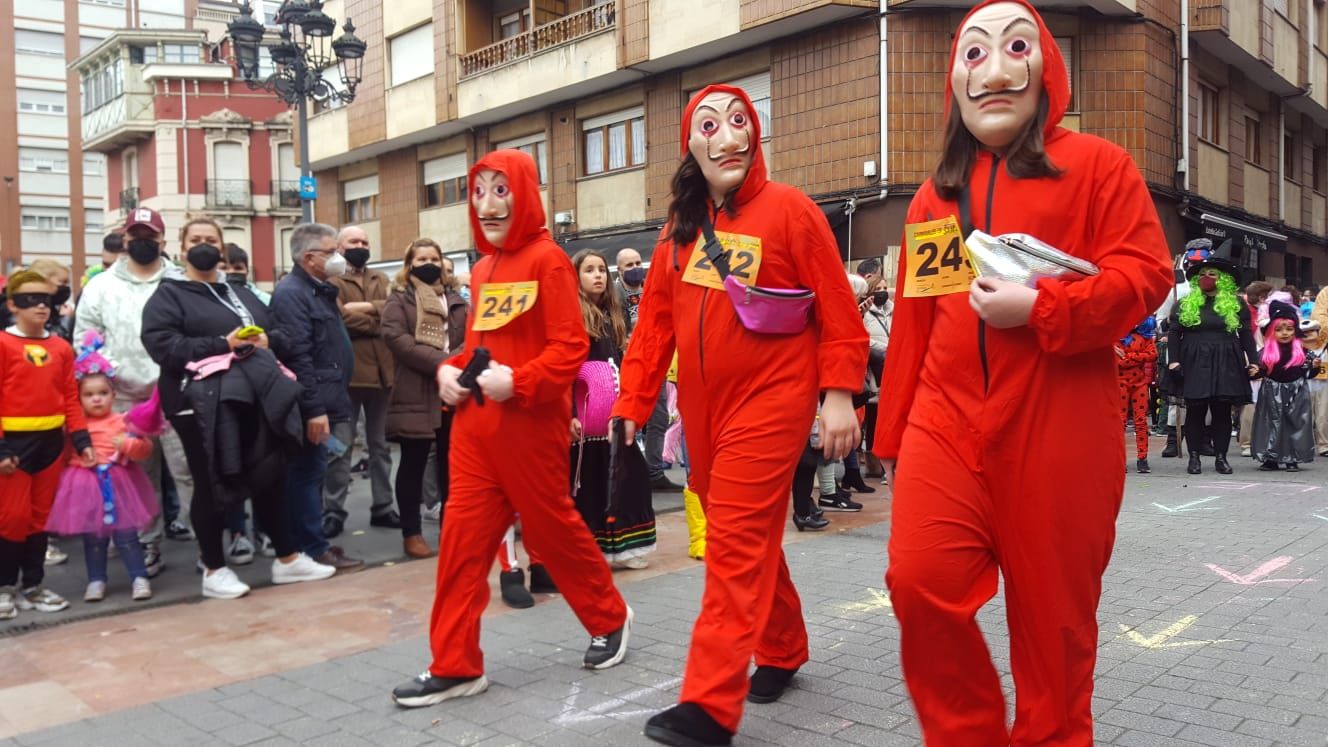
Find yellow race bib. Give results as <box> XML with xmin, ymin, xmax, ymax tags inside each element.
<box><xmin>902</xmin><ymin>216</ymin><xmax>975</xmax><ymax>298</ymax></box>
<box><xmin>681</xmin><ymin>232</ymin><xmax>763</xmax><ymax>291</ymax></box>
<box><xmin>472</xmin><ymin>281</ymin><xmax>539</xmax><ymax>331</ymax></box>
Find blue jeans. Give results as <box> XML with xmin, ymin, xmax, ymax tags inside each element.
<box><xmin>286</xmin><ymin>442</ymin><xmax>330</xmax><ymax>559</ymax></box>
<box><xmin>83</xmin><ymin>531</ymin><xmax>148</xmax><ymax>583</ymax></box>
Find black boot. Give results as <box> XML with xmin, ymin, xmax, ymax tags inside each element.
<box><xmin>1187</xmin><ymin>452</ymin><xmax>1202</xmax><ymax>475</ymax></box>
<box><xmin>840</xmin><ymin>468</ymin><xmax>875</xmax><ymax>494</ymax></box>
<box><xmin>1214</xmin><ymin>453</ymin><xmax>1233</xmax><ymax>475</ymax></box>
<box><xmin>499</xmin><ymin>569</ymin><xmax>534</xmax><ymax>609</ymax></box>
<box><xmin>747</xmin><ymin>665</ymin><xmax>798</xmax><ymax>704</ymax></box>
<box><xmin>1160</xmin><ymin>427</ymin><xmax>1179</xmax><ymax>458</ymax></box>
<box><xmin>1136</xmin><ymin>458</ymin><xmax>1151</xmax><ymax>474</ymax></box>
<box><xmin>792</xmin><ymin>511</ymin><xmax>829</xmax><ymax>532</ymax></box>
<box><xmin>644</xmin><ymin>703</ymin><xmax>733</xmax><ymax>746</ymax></box>
<box><xmin>528</xmin><ymin>563</ymin><xmax>558</xmax><ymax>594</ymax></box>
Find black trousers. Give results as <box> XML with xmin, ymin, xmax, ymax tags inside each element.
<box><xmin>0</xmin><ymin>533</ymin><xmax>47</xmax><ymax>589</ymax></box>
<box><xmin>1184</xmin><ymin>398</ymin><xmax>1235</xmax><ymax>456</ymax></box>
<box><xmin>171</xmin><ymin>414</ymin><xmax>297</xmax><ymax>570</ymax></box>
<box><xmin>791</xmin><ymin>447</ymin><xmax>818</xmax><ymax>518</ymax></box>
<box><xmin>394</xmin><ymin>413</ymin><xmax>451</xmax><ymax>539</ymax></box>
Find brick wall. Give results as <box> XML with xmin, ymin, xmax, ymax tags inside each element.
<box><xmin>644</xmin><ymin>72</ymin><xmax>683</xmax><ymax>222</ymax></box>
<box><xmin>1078</xmin><ymin>27</ymin><xmax>1148</xmax><ymax>160</ymax></box>
<box><xmin>435</xmin><ymin>0</ymin><xmax>457</xmax><ymax>123</ymax></box>
<box><xmin>620</xmin><ymin>0</ymin><xmax>649</xmax><ymax>67</ymax></box>
<box><xmin>885</xmin><ymin>12</ymin><xmax>952</xmax><ymax>186</ymax></box>
<box><xmin>740</xmin><ymin>0</ymin><xmax>873</xmax><ymax>29</ymax></box>
<box><xmin>549</xmin><ymin>107</ymin><xmax>577</xmax><ymax>227</ymax></box>
<box><xmin>314</xmin><ymin>171</ymin><xmax>341</xmax><ymax>226</ymax></box>
<box><xmin>769</xmin><ymin>18</ymin><xmax>879</xmax><ymax>194</ymax></box>
<box><xmin>377</xmin><ymin>148</ymin><xmax>422</xmax><ymax>258</ymax></box>
<box><xmin>346</xmin><ymin>0</ymin><xmax>387</xmax><ymax>150</ymax></box>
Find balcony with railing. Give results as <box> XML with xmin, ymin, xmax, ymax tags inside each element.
<box><xmin>271</xmin><ymin>180</ymin><xmax>302</xmax><ymax>210</ymax></box>
<box><xmin>206</xmin><ymin>179</ymin><xmax>253</xmax><ymax>211</ymax></box>
<box><xmin>120</xmin><ymin>187</ymin><xmax>140</xmax><ymax>210</ymax></box>
<box><xmin>460</xmin><ymin>4</ymin><xmax>615</xmax><ymax>78</ymax></box>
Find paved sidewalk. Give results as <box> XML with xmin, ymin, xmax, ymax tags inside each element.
<box><xmin>7</xmin><ymin>441</ymin><xmax>1328</xmax><ymax>746</ymax></box>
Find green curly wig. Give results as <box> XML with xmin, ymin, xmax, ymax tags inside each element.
<box><xmin>1178</xmin><ymin>270</ymin><xmax>1241</xmax><ymax>333</ymax></box>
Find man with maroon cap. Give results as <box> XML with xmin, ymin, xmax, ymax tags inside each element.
<box><xmin>74</xmin><ymin>207</ymin><xmax>194</xmax><ymax>576</ymax></box>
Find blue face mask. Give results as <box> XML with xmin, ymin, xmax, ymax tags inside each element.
<box><xmin>621</xmin><ymin>267</ymin><xmax>646</xmax><ymax>287</ymax></box>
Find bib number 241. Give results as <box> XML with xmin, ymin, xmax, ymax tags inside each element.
<box><xmin>472</xmin><ymin>281</ymin><xmax>539</xmax><ymax>331</ymax></box>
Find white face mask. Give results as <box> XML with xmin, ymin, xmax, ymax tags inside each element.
<box><xmin>322</xmin><ymin>252</ymin><xmax>347</xmax><ymax>278</ymax></box>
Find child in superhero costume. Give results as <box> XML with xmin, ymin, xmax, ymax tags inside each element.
<box><xmin>391</xmin><ymin>150</ymin><xmax>631</xmax><ymax>708</ymax></box>
<box><xmin>0</xmin><ymin>271</ymin><xmax>96</xmax><ymax>619</ymax></box>
<box><xmin>614</xmin><ymin>84</ymin><xmax>867</xmax><ymax>746</ymax></box>
<box><xmin>873</xmin><ymin>2</ymin><xmax>1172</xmax><ymax>743</ymax></box>
<box><xmin>1117</xmin><ymin>316</ymin><xmax>1158</xmax><ymax>473</ymax></box>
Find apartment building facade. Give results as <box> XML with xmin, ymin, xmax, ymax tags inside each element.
<box><xmin>72</xmin><ymin>28</ymin><xmax>298</xmax><ymax>281</ymax></box>
<box><xmin>304</xmin><ymin>0</ymin><xmax>882</xmax><ymax>274</ymax></box>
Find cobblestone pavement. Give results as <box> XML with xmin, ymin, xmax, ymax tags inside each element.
<box><xmin>7</xmin><ymin>443</ymin><xmax>1328</xmax><ymax>746</ymax></box>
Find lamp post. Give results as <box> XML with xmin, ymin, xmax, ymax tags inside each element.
<box><xmin>226</xmin><ymin>0</ymin><xmax>366</xmax><ymax>224</ymax></box>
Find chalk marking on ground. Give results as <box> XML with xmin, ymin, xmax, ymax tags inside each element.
<box><xmin>1205</xmin><ymin>556</ymin><xmax>1312</xmax><ymax>585</ymax></box>
<box><xmin>1152</xmin><ymin>496</ymin><xmax>1221</xmax><ymax>513</ymax></box>
<box><xmin>552</xmin><ymin>677</ymin><xmax>682</xmax><ymax>726</ymax></box>
<box><xmin>1116</xmin><ymin>615</ymin><xmax>1234</xmax><ymax>649</ymax></box>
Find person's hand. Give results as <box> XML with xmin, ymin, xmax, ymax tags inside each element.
<box><xmin>225</xmin><ymin>327</ymin><xmax>245</xmax><ymax>350</ymax></box>
<box><xmin>879</xmin><ymin>457</ymin><xmax>896</xmax><ymax>486</ymax></box>
<box><xmin>1168</xmin><ymin>362</ymin><xmax>1180</xmax><ymax>371</ymax></box>
<box><xmin>570</xmin><ymin>417</ymin><xmax>583</xmax><ymax>441</ymax></box>
<box><xmin>0</xmin><ymin>456</ymin><xmax>17</xmax><ymax>475</ymax></box>
<box><xmin>306</xmin><ymin>415</ymin><xmax>330</xmax><ymax>445</ymax></box>
<box><xmin>477</xmin><ymin>363</ymin><xmax>515</xmax><ymax>403</ymax></box>
<box><xmin>621</xmin><ymin>419</ymin><xmax>639</xmax><ymax>444</ymax></box>
<box><xmin>437</xmin><ymin>364</ymin><xmax>470</xmax><ymax>406</ymax></box>
<box><xmin>248</xmin><ymin>332</ymin><xmax>269</xmax><ymax>349</ymax></box>
<box><xmin>969</xmin><ymin>277</ymin><xmax>1038</xmax><ymax>329</ymax></box>
<box><xmin>818</xmin><ymin>389</ymin><xmax>861</xmax><ymax>461</ymax></box>
<box><xmin>1246</xmin><ymin>364</ymin><xmax>1260</xmax><ymax>379</ymax></box>
<box><xmin>344</xmin><ymin>301</ymin><xmax>376</xmax><ymax>314</ymax></box>
<box><xmin>79</xmin><ymin>448</ymin><xmax>97</xmax><ymax>468</ymax></box>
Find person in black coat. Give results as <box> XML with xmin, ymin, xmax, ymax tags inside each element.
<box><xmin>141</xmin><ymin>216</ymin><xmax>336</xmax><ymax>599</ymax></box>
<box><xmin>1167</xmin><ymin>239</ymin><xmax>1259</xmax><ymax>476</ymax></box>
<box><xmin>267</xmin><ymin>223</ymin><xmax>362</xmax><ymax>572</ymax></box>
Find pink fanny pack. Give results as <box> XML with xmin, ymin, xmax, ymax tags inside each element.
<box><xmin>703</xmin><ymin>218</ymin><xmax>814</xmax><ymax>335</ymax></box>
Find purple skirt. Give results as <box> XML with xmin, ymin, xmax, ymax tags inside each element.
<box><xmin>47</xmin><ymin>464</ymin><xmax>159</xmax><ymax>536</ymax></box>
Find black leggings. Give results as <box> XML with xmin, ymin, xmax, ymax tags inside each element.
<box><xmin>791</xmin><ymin>447</ymin><xmax>818</xmax><ymax>517</ymax></box>
<box><xmin>1184</xmin><ymin>398</ymin><xmax>1235</xmax><ymax>456</ymax></box>
<box><xmin>393</xmin><ymin>415</ymin><xmax>450</xmax><ymax>539</ymax></box>
<box><xmin>171</xmin><ymin>414</ymin><xmax>297</xmax><ymax>570</ymax></box>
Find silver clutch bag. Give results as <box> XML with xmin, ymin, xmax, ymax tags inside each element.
<box><xmin>965</xmin><ymin>230</ymin><xmax>1099</xmax><ymax>287</ymax></box>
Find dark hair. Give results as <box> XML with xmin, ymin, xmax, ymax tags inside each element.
<box><xmin>666</xmin><ymin>153</ymin><xmax>736</xmax><ymax>249</ymax></box>
<box><xmin>103</xmin><ymin>233</ymin><xmax>124</xmax><ymax>252</ymax></box>
<box><xmin>225</xmin><ymin>243</ymin><xmax>249</xmax><ymax>267</ymax></box>
<box><xmin>933</xmin><ymin>93</ymin><xmax>1063</xmax><ymax>201</ymax></box>
<box><xmin>857</xmin><ymin>258</ymin><xmax>882</xmax><ymax>276</ymax></box>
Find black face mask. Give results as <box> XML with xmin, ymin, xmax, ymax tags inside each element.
<box><xmin>226</xmin><ymin>272</ymin><xmax>248</xmax><ymax>285</ymax></box>
<box><xmin>411</xmin><ymin>264</ymin><xmax>443</xmax><ymax>285</ymax></box>
<box><xmin>872</xmin><ymin>290</ymin><xmax>889</xmax><ymax>307</ymax></box>
<box><xmin>344</xmin><ymin>248</ymin><xmax>371</xmax><ymax>268</ymax></box>
<box><xmin>52</xmin><ymin>286</ymin><xmax>71</xmax><ymax>307</ymax></box>
<box><xmin>186</xmin><ymin>244</ymin><xmax>223</xmax><ymax>272</ymax></box>
<box><xmin>127</xmin><ymin>238</ymin><xmax>162</xmax><ymax>265</ymax></box>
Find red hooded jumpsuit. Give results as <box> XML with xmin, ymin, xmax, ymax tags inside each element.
<box><xmin>427</xmin><ymin>150</ymin><xmax>627</xmax><ymax>678</ymax></box>
<box><xmin>613</xmin><ymin>85</ymin><xmax>867</xmax><ymax>733</ymax></box>
<box><xmin>873</xmin><ymin>2</ymin><xmax>1172</xmax><ymax>743</ymax></box>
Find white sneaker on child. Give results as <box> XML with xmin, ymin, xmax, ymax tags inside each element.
<box><xmin>17</xmin><ymin>586</ymin><xmax>69</xmax><ymax>612</ymax></box>
<box><xmin>131</xmin><ymin>577</ymin><xmax>152</xmax><ymax>601</ymax></box>
<box><xmin>0</xmin><ymin>591</ymin><xmax>15</xmax><ymax>619</ymax></box>
<box><xmin>271</xmin><ymin>553</ymin><xmax>336</xmax><ymax>585</ymax></box>
<box><xmin>201</xmin><ymin>567</ymin><xmax>250</xmax><ymax>599</ymax></box>
<box><xmin>84</xmin><ymin>581</ymin><xmax>107</xmax><ymax>602</ymax></box>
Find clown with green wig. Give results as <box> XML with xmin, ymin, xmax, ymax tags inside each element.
<box><xmin>1166</xmin><ymin>238</ymin><xmax>1260</xmax><ymax>475</ymax></box>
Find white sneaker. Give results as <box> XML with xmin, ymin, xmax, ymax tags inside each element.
<box><xmin>84</xmin><ymin>581</ymin><xmax>107</xmax><ymax>603</ymax></box>
<box><xmin>45</xmin><ymin>540</ymin><xmax>68</xmax><ymax>566</ymax></box>
<box><xmin>131</xmin><ymin>577</ymin><xmax>152</xmax><ymax>601</ymax></box>
<box><xmin>201</xmin><ymin>567</ymin><xmax>250</xmax><ymax>599</ymax></box>
<box><xmin>255</xmin><ymin>532</ymin><xmax>276</xmax><ymax>557</ymax></box>
<box><xmin>0</xmin><ymin>590</ymin><xmax>15</xmax><ymax>619</ymax></box>
<box><xmin>271</xmin><ymin>553</ymin><xmax>336</xmax><ymax>585</ymax></box>
<box><xmin>422</xmin><ymin>503</ymin><xmax>442</xmax><ymax>523</ymax></box>
<box><xmin>17</xmin><ymin>586</ymin><xmax>69</xmax><ymax>612</ymax></box>
<box><xmin>613</xmin><ymin>556</ymin><xmax>650</xmax><ymax>570</ymax></box>
<box><xmin>228</xmin><ymin>533</ymin><xmax>256</xmax><ymax>566</ymax></box>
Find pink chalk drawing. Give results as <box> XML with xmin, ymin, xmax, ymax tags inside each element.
<box><xmin>1205</xmin><ymin>556</ymin><xmax>1312</xmax><ymax>586</ymax></box>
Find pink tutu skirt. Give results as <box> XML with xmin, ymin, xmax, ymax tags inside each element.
<box><xmin>47</xmin><ymin>463</ymin><xmax>159</xmax><ymax>536</ymax></box>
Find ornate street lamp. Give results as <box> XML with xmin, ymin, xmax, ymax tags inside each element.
<box><xmin>226</xmin><ymin>0</ymin><xmax>367</xmax><ymax>223</ymax></box>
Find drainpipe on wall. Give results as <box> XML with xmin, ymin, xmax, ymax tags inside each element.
<box><xmin>879</xmin><ymin>2</ymin><xmax>887</xmax><ymax>186</ymax></box>
<box><xmin>1279</xmin><ymin>104</ymin><xmax>1286</xmax><ymax>223</ymax></box>
<box><xmin>1179</xmin><ymin>0</ymin><xmax>1190</xmax><ymax>192</ymax></box>
<box><xmin>181</xmin><ymin>79</ymin><xmax>190</xmax><ymax>217</ymax></box>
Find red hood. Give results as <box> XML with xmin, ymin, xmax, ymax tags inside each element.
<box><xmin>680</xmin><ymin>83</ymin><xmax>768</xmax><ymax>207</ymax></box>
<box><xmin>944</xmin><ymin>0</ymin><xmax>1069</xmax><ymax>138</ymax></box>
<box><xmin>468</xmin><ymin>149</ymin><xmax>550</xmax><ymax>255</ymax></box>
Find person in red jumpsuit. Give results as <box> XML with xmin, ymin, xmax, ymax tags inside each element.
<box><xmin>872</xmin><ymin>1</ymin><xmax>1172</xmax><ymax>743</ymax></box>
<box><xmin>391</xmin><ymin>150</ymin><xmax>631</xmax><ymax>708</ymax></box>
<box><xmin>1118</xmin><ymin>317</ymin><xmax>1158</xmax><ymax>474</ymax></box>
<box><xmin>613</xmin><ymin>84</ymin><xmax>867</xmax><ymax>746</ymax></box>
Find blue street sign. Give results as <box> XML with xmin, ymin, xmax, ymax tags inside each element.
<box><xmin>299</xmin><ymin>176</ymin><xmax>318</xmax><ymax>200</ymax></box>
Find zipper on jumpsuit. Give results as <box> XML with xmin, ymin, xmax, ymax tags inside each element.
<box><xmin>477</xmin><ymin>249</ymin><xmax>503</xmax><ymax>349</ymax></box>
<box><xmin>976</xmin><ymin>155</ymin><xmax>1000</xmax><ymax>394</ymax></box>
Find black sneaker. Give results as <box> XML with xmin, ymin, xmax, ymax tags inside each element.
<box><xmin>165</xmin><ymin>519</ymin><xmax>195</xmax><ymax>541</ymax></box>
<box><xmin>370</xmin><ymin>511</ymin><xmax>403</xmax><ymax>529</ymax></box>
<box><xmin>583</xmin><ymin>605</ymin><xmax>633</xmax><ymax>669</ymax></box>
<box><xmin>747</xmin><ymin>665</ymin><xmax>797</xmax><ymax>704</ymax></box>
<box><xmin>321</xmin><ymin>514</ymin><xmax>344</xmax><ymax>540</ymax></box>
<box><xmin>1136</xmin><ymin>458</ymin><xmax>1151</xmax><ymax>474</ymax></box>
<box><xmin>391</xmin><ymin>672</ymin><xmax>488</xmax><ymax>708</ymax></box>
<box><xmin>528</xmin><ymin>564</ymin><xmax>559</xmax><ymax>594</ymax></box>
<box><xmin>650</xmin><ymin>475</ymin><xmax>684</xmax><ymax>492</ymax></box>
<box><xmin>644</xmin><ymin>702</ymin><xmax>733</xmax><ymax>746</ymax></box>
<box><xmin>818</xmin><ymin>493</ymin><xmax>862</xmax><ymax>512</ymax></box>
<box><xmin>499</xmin><ymin>569</ymin><xmax>534</xmax><ymax>609</ymax></box>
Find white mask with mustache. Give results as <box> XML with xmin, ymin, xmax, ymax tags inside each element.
<box><xmin>950</xmin><ymin>2</ymin><xmax>1045</xmax><ymax>153</ymax></box>
<box><xmin>687</xmin><ymin>91</ymin><xmax>755</xmax><ymax>206</ymax></box>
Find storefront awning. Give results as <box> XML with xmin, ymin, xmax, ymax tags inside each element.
<box><xmin>558</xmin><ymin>226</ymin><xmax>665</xmax><ymax>266</ymax></box>
<box><xmin>1199</xmin><ymin>212</ymin><xmax>1286</xmax><ymax>254</ymax></box>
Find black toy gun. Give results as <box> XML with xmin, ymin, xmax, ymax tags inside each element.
<box><xmin>457</xmin><ymin>347</ymin><xmax>492</xmax><ymax>406</ymax></box>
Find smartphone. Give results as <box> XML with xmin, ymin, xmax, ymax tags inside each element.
<box><xmin>236</xmin><ymin>325</ymin><xmax>265</xmax><ymax>339</ymax></box>
<box><xmin>325</xmin><ymin>434</ymin><xmax>349</xmax><ymax>458</ymax></box>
